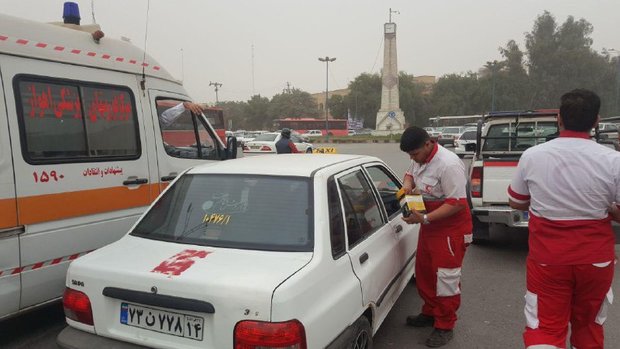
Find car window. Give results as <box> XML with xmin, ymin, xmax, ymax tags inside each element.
<box><xmin>337</xmin><ymin>170</ymin><xmax>384</xmax><ymax>248</ymax></box>
<box><xmin>156</xmin><ymin>99</ymin><xmax>220</xmax><ymax>160</ymax></box>
<box><xmin>483</xmin><ymin>121</ymin><xmax>558</xmax><ymax>151</ymax></box>
<box><xmin>291</xmin><ymin>135</ymin><xmax>301</xmax><ymax>143</ymax></box>
<box><xmin>460</xmin><ymin>131</ymin><xmax>477</xmax><ymax>140</ymax></box>
<box><xmin>443</xmin><ymin>127</ymin><xmax>461</xmax><ymax>134</ymax></box>
<box><xmin>253</xmin><ymin>133</ymin><xmax>278</xmax><ymax>141</ymax></box>
<box><xmin>131</xmin><ymin>174</ymin><xmax>313</xmax><ymax>252</ymax></box>
<box><xmin>327</xmin><ymin>178</ymin><xmax>346</xmax><ymax>258</ymax></box>
<box><xmin>364</xmin><ymin>166</ymin><xmax>402</xmax><ymax>218</ymax></box>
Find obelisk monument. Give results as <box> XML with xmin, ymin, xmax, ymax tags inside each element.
<box><xmin>374</xmin><ymin>11</ymin><xmax>405</xmax><ymax>134</ymax></box>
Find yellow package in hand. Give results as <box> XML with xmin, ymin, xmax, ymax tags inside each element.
<box><xmin>405</xmin><ymin>195</ymin><xmax>426</xmax><ymax>213</ymax></box>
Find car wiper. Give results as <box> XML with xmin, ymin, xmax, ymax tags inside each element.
<box><xmin>176</xmin><ymin>221</ymin><xmax>208</xmax><ymax>241</ymax></box>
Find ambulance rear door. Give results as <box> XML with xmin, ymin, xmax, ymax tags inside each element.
<box><xmin>0</xmin><ymin>59</ymin><xmax>21</xmax><ymax>319</ymax></box>
<box><xmin>1</xmin><ymin>55</ymin><xmax>152</xmax><ymax>310</ymax></box>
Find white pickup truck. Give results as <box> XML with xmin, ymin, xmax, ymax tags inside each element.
<box><xmin>468</xmin><ymin>110</ymin><xmax>560</xmax><ymax>242</ymax></box>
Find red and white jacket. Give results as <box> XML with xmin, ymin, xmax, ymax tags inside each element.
<box><xmin>508</xmin><ymin>130</ymin><xmax>620</xmax><ymax>265</ymax></box>
<box><xmin>406</xmin><ymin>143</ymin><xmax>472</xmax><ymax>236</ymax></box>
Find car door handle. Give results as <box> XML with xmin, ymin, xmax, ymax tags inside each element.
<box><xmin>123</xmin><ymin>177</ymin><xmax>148</xmax><ymax>186</ymax></box>
<box><xmin>394</xmin><ymin>225</ymin><xmax>403</xmax><ymax>233</ymax></box>
<box><xmin>161</xmin><ymin>174</ymin><xmax>177</xmax><ymax>182</ymax></box>
<box><xmin>359</xmin><ymin>252</ymin><xmax>369</xmax><ymax>264</ymax></box>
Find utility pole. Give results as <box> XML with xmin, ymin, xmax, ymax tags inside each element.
<box><xmin>318</xmin><ymin>56</ymin><xmax>336</xmax><ymax>141</ymax></box>
<box><xmin>209</xmin><ymin>81</ymin><xmax>222</xmax><ymax>104</ymax></box>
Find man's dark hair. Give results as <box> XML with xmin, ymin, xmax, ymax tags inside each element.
<box><xmin>559</xmin><ymin>89</ymin><xmax>600</xmax><ymax>132</ymax></box>
<box><xmin>400</xmin><ymin>126</ymin><xmax>430</xmax><ymax>152</ymax></box>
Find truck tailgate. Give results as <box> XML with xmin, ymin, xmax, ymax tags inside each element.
<box><xmin>482</xmin><ymin>161</ymin><xmax>519</xmax><ymax>203</ymax></box>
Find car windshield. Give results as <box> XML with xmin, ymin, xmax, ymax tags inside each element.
<box><xmin>131</xmin><ymin>174</ymin><xmax>313</xmax><ymax>252</ymax></box>
<box><xmin>252</xmin><ymin>133</ymin><xmax>278</xmax><ymax>141</ymax></box>
<box><xmin>460</xmin><ymin>131</ymin><xmax>477</xmax><ymax>140</ymax></box>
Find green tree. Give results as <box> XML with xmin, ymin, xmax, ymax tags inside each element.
<box><xmin>244</xmin><ymin>94</ymin><xmax>271</xmax><ymax>129</ymax></box>
<box><xmin>344</xmin><ymin>73</ymin><xmax>381</xmax><ymax>128</ymax></box>
<box><xmin>218</xmin><ymin>101</ymin><xmax>248</xmax><ymax>130</ymax></box>
<box><xmin>268</xmin><ymin>88</ymin><xmax>319</xmax><ymax>123</ymax></box>
<box><xmin>525</xmin><ymin>12</ymin><xmax>616</xmax><ymax>113</ymax></box>
<box><xmin>328</xmin><ymin>94</ymin><xmax>348</xmax><ymax>119</ymax></box>
<box><xmin>398</xmin><ymin>72</ymin><xmax>433</xmax><ymax>126</ymax></box>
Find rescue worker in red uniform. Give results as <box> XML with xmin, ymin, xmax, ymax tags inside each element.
<box><xmin>508</xmin><ymin>89</ymin><xmax>620</xmax><ymax>349</ymax></box>
<box><xmin>400</xmin><ymin>126</ymin><xmax>473</xmax><ymax>348</ymax></box>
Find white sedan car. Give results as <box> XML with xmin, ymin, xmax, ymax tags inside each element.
<box><xmin>454</xmin><ymin>128</ymin><xmax>478</xmax><ymax>158</ymax></box>
<box><xmin>57</xmin><ymin>154</ymin><xmax>419</xmax><ymax>349</ymax></box>
<box><xmin>243</xmin><ymin>132</ymin><xmax>314</xmax><ymax>154</ymax></box>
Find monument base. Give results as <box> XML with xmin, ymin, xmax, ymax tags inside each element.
<box><xmin>375</xmin><ymin>109</ymin><xmax>406</xmax><ymax>134</ymax></box>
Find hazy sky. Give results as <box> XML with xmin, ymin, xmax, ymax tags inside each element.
<box><xmin>1</xmin><ymin>0</ymin><xmax>618</xmax><ymax>103</ymax></box>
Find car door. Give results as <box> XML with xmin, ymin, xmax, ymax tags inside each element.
<box><xmin>147</xmin><ymin>91</ymin><xmax>224</xmax><ymax>193</ymax></box>
<box><xmin>363</xmin><ymin>164</ymin><xmax>419</xmax><ymax>287</ymax></box>
<box><xmin>335</xmin><ymin>167</ymin><xmax>400</xmax><ymax>324</ymax></box>
<box><xmin>0</xmin><ymin>63</ymin><xmax>20</xmax><ymax>318</ymax></box>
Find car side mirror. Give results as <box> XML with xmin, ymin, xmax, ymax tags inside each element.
<box><xmin>225</xmin><ymin>136</ymin><xmax>238</xmax><ymax>159</ymax></box>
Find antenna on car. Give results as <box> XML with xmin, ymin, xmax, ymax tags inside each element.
<box><xmin>140</xmin><ymin>0</ymin><xmax>151</xmax><ymax>94</ymax></box>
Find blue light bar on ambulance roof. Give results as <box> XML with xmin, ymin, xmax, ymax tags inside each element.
<box><xmin>63</xmin><ymin>1</ymin><xmax>81</xmax><ymax>25</ymax></box>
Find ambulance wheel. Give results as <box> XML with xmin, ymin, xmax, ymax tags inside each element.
<box><xmin>471</xmin><ymin>216</ymin><xmax>490</xmax><ymax>244</ymax></box>
<box><xmin>349</xmin><ymin>316</ymin><xmax>373</xmax><ymax>349</ymax></box>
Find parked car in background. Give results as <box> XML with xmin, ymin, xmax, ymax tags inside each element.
<box><xmin>454</xmin><ymin>128</ymin><xmax>478</xmax><ymax>158</ymax></box>
<box><xmin>57</xmin><ymin>154</ymin><xmax>419</xmax><ymax>349</ymax></box>
<box><xmin>424</xmin><ymin>127</ymin><xmax>442</xmax><ymax>140</ymax></box>
<box><xmin>437</xmin><ymin>126</ymin><xmax>465</xmax><ymax>146</ymax></box>
<box><xmin>243</xmin><ymin>132</ymin><xmax>314</xmax><ymax>153</ymax></box>
<box><xmin>348</xmin><ymin>129</ymin><xmax>357</xmax><ymax>136</ymax></box>
<box><xmin>597</xmin><ymin>122</ymin><xmax>619</xmax><ymax>140</ymax></box>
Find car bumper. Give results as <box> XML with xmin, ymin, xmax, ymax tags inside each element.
<box><xmin>57</xmin><ymin>326</ymin><xmax>150</xmax><ymax>349</ymax></box>
<box><xmin>471</xmin><ymin>206</ymin><xmax>529</xmax><ymax>228</ymax></box>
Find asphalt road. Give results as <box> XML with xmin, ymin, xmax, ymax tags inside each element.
<box><xmin>1</xmin><ymin>143</ymin><xmax>619</xmax><ymax>349</ymax></box>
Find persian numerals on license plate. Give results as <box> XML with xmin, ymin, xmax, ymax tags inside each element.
<box><xmin>120</xmin><ymin>303</ymin><xmax>204</xmax><ymax>341</ymax></box>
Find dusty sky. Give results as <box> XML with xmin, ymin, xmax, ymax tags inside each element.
<box><xmin>1</xmin><ymin>0</ymin><xmax>618</xmax><ymax>103</ymax></box>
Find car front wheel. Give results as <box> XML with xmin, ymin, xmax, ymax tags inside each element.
<box><xmin>306</xmin><ymin>147</ymin><xmax>313</xmax><ymax>153</ymax></box>
<box><xmin>350</xmin><ymin>316</ymin><xmax>372</xmax><ymax>349</ymax></box>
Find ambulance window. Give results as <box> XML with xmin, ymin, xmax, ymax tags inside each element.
<box><xmin>156</xmin><ymin>99</ymin><xmax>220</xmax><ymax>160</ymax></box>
<box><xmin>17</xmin><ymin>81</ymin><xmax>87</xmax><ymax>159</ymax></box>
<box><xmin>81</xmin><ymin>87</ymin><xmax>139</xmax><ymax>157</ymax></box>
<box><xmin>16</xmin><ymin>77</ymin><xmax>140</xmax><ymax>163</ymax></box>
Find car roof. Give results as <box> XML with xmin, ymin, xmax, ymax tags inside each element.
<box><xmin>187</xmin><ymin>154</ymin><xmax>376</xmax><ymax>177</ymax></box>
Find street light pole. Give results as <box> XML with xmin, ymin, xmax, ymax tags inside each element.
<box><xmin>318</xmin><ymin>56</ymin><xmax>336</xmax><ymax>141</ymax></box>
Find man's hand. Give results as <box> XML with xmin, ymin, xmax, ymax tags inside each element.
<box><xmin>402</xmin><ymin>210</ymin><xmax>424</xmax><ymax>225</ymax></box>
<box><xmin>183</xmin><ymin>102</ymin><xmax>204</xmax><ymax>115</ymax></box>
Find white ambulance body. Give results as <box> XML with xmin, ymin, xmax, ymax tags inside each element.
<box><xmin>0</xmin><ymin>13</ymin><xmax>235</xmax><ymax>319</ymax></box>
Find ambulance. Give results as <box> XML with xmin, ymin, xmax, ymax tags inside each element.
<box><xmin>0</xmin><ymin>13</ymin><xmax>237</xmax><ymax>319</ymax></box>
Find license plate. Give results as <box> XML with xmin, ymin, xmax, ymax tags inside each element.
<box><xmin>250</xmin><ymin>145</ymin><xmax>260</xmax><ymax>149</ymax></box>
<box><xmin>523</xmin><ymin>211</ymin><xmax>529</xmax><ymax>220</ymax></box>
<box><xmin>120</xmin><ymin>302</ymin><xmax>204</xmax><ymax>341</ymax></box>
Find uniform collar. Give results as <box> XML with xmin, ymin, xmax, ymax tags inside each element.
<box><xmin>559</xmin><ymin>130</ymin><xmax>591</xmax><ymax>139</ymax></box>
<box><xmin>424</xmin><ymin>142</ymin><xmax>439</xmax><ymax>163</ymax></box>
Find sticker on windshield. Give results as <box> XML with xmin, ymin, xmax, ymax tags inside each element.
<box><xmin>202</xmin><ymin>213</ymin><xmax>232</xmax><ymax>225</ymax></box>
<box><xmin>151</xmin><ymin>249</ymin><xmax>210</xmax><ymax>277</ymax></box>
